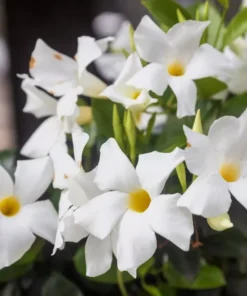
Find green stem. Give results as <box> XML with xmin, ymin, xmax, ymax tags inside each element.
<box><xmin>117</xmin><ymin>270</ymin><xmax>128</xmax><ymax>296</ymax></box>
<box><xmin>214</xmin><ymin>8</ymin><xmax>227</xmax><ymax>49</ymax></box>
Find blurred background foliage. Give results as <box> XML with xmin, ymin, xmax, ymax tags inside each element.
<box><xmin>2</xmin><ymin>0</ymin><xmax>247</xmax><ymax>295</ymax></box>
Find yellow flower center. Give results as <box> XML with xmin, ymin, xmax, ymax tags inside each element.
<box><xmin>0</xmin><ymin>196</ymin><xmax>21</xmax><ymax>217</ymax></box>
<box><xmin>131</xmin><ymin>91</ymin><xmax>141</xmax><ymax>100</ymax></box>
<box><xmin>128</xmin><ymin>189</ymin><xmax>151</xmax><ymax>213</ymax></box>
<box><xmin>168</xmin><ymin>61</ymin><xmax>185</xmax><ymax>76</ymax></box>
<box><xmin>219</xmin><ymin>163</ymin><xmax>240</xmax><ymax>183</ymax></box>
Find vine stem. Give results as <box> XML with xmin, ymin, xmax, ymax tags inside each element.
<box><xmin>117</xmin><ymin>269</ymin><xmax>128</xmax><ymax>296</ymax></box>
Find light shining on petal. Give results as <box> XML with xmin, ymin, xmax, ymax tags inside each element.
<box><xmin>21</xmin><ymin>79</ymin><xmax>57</xmax><ymax>118</ymax></box>
<box><xmin>14</xmin><ymin>157</ymin><xmax>53</xmax><ymax>204</ymax></box>
<box><xmin>72</xmin><ymin>128</ymin><xmax>89</xmax><ymax>166</ymax></box>
<box><xmin>117</xmin><ymin>210</ymin><xmax>157</xmax><ymax>271</ymax></box>
<box><xmin>136</xmin><ymin>148</ymin><xmax>185</xmax><ymax>197</ymax></box>
<box><xmin>147</xmin><ymin>194</ymin><xmax>193</xmax><ymax>251</ymax></box>
<box><xmin>177</xmin><ymin>173</ymin><xmax>231</xmax><ymax>218</ymax></box>
<box><xmin>128</xmin><ymin>63</ymin><xmax>169</xmax><ymax>96</ymax></box>
<box><xmin>22</xmin><ymin>200</ymin><xmax>58</xmax><ymax>244</ymax></box>
<box><xmin>74</xmin><ymin>191</ymin><xmax>128</xmax><ymax>240</ymax></box>
<box><xmin>185</xmin><ymin>44</ymin><xmax>231</xmax><ymax>80</ymax></box>
<box><xmin>86</xmin><ymin>234</ymin><xmax>112</xmax><ymax>277</ymax></box>
<box><xmin>79</xmin><ymin>70</ymin><xmax>107</xmax><ymax>98</ymax></box>
<box><xmin>21</xmin><ymin>117</ymin><xmax>65</xmax><ymax>158</ymax></box>
<box><xmin>94</xmin><ymin>138</ymin><xmax>140</xmax><ymax>192</ymax></box>
<box><xmin>169</xmin><ymin>76</ymin><xmax>197</xmax><ymax>118</ymax></box>
<box><xmin>229</xmin><ymin>177</ymin><xmax>247</xmax><ymax>210</ymax></box>
<box><xmin>134</xmin><ymin>15</ymin><xmax>171</xmax><ymax>64</ymax></box>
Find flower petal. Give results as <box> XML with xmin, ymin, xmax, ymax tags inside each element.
<box><xmin>183</xmin><ymin>126</ymin><xmax>210</xmax><ymax>176</ymax></box>
<box><xmin>169</xmin><ymin>76</ymin><xmax>197</xmax><ymax>118</ymax></box>
<box><xmin>136</xmin><ymin>148</ymin><xmax>184</xmax><ymax>197</ymax></box>
<box><xmin>147</xmin><ymin>194</ymin><xmax>193</xmax><ymax>251</ymax></box>
<box><xmin>134</xmin><ymin>15</ymin><xmax>171</xmax><ymax>64</ymax></box>
<box><xmin>94</xmin><ymin>138</ymin><xmax>140</xmax><ymax>192</ymax></box>
<box><xmin>72</xmin><ymin>129</ymin><xmax>89</xmax><ymax>166</ymax></box>
<box><xmin>229</xmin><ymin>177</ymin><xmax>247</xmax><ymax>210</ymax></box>
<box><xmin>117</xmin><ymin>210</ymin><xmax>157</xmax><ymax>271</ymax></box>
<box><xmin>0</xmin><ymin>215</ymin><xmax>35</xmax><ymax>269</ymax></box>
<box><xmin>67</xmin><ymin>178</ymin><xmax>90</xmax><ymax>207</ymax></box>
<box><xmin>177</xmin><ymin>173</ymin><xmax>231</xmax><ymax>218</ymax></box>
<box><xmin>22</xmin><ymin>200</ymin><xmax>58</xmax><ymax>244</ymax></box>
<box><xmin>21</xmin><ymin>117</ymin><xmax>65</xmax><ymax>158</ymax></box>
<box><xmin>14</xmin><ymin>157</ymin><xmax>53</xmax><ymax>204</ymax></box>
<box><xmin>30</xmin><ymin>39</ymin><xmax>77</xmax><ymax>96</ymax></box>
<box><xmin>85</xmin><ymin>234</ymin><xmax>112</xmax><ymax>277</ymax></box>
<box><xmin>74</xmin><ymin>191</ymin><xmax>127</xmax><ymax>240</ymax></box>
<box><xmin>186</xmin><ymin>44</ymin><xmax>230</xmax><ymax>80</ymax></box>
<box><xmin>112</xmin><ymin>20</ymin><xmax>131</xmax><ymax>52</ymax></box>
<box><xmin>128</xmin><ymin>63</ymin><xmax>168</xmax><ymax>96</ymax></box>
<box><xmin>58</xmin><ymin>190</ymin><xmax>72</xmax><ymax>219</ymax></box>
<box><xmin>167</xmin><ymin>21</ymin><xmax>210</xmax><ymax>65</ymax></box>
<box><xmin>115</xmin><ymin>53</ymin><xmax>142</xmax><ymax>84</ymax></box>
<box><xmin>79</xmin><ymin>70</ymin><xmax>107</xmax><ymax>98</ymax></box>
<box><xmin>56</xmin><ymin>88</ymin><xmax>79</xmax><ymax>118</ymax></box>
<box><xmin>0</xmin><ymin>166</ymin><xmax>14</xmax><ymax>198</ymax></box>
<box><xmin>21</xmin><ymin>79</ymin><xmax>57</xmax><ymax>118</ymax></box>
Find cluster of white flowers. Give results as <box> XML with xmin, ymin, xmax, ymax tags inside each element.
<box><xmin>3</xmin><ymin>14</ymin><xmax>247</xmax><ymax>279</ymax></box>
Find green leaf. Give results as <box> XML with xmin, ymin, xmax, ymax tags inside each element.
<box><xmin>220</xmin><ymin>93</ymin><xmax>247</xmax><ymax>117</ymax></box>
<box><xmin>112</xmin><ymin>104</ymin><xmax>125</xmax><ymax>151</ymax></box>
<box><xmin>203</xmin><ymin>228</ymin><xmax>247</xmax><ymax>258</ymax></box>
<box><xmin>17</xmin><ymin>238</ymin><xmax>44</xmax><ymax>265</ymax></box>
<box><xmin>124</xmin><ymin>110</ymin><xmax>137</xmax><ymax>164</ymax></box>
<box><xmin>0</xmin><ymin>149</ymin><xmax>16</xmax><ymax>176</ymax></box>
<box><xmin>223</xmin><ymin>8</ymin><xmax>247</xmax><ymax>48</ymax></box>
<box><xmin>164</xmin><ymin>262</ymin><xmax>226</xmax><ymax>289</ymax></box>
<box><xmin>42</xmin><ymin>273</ymin><xmax>83</xmax><ymax>296</ymax></box>
<box><xmin>138</xmin><ymin>257</ymin><xmax>155</xmax><ymax>278</ymax></box>
<box><xmin>92</xmin><ymin>100</ymin><xmax>125</xmax><ymax>139</ymax></box>
<box><xmin>217</xmin><ymin>0</ymin><xmax>229</xmax><ymax>9</ymax></box>
<box><xmin>195</xmin><ymin>77</ymin><xmax>227</xmax><ymax>99</ymax></box>
<box><xmin>0</xmin><ymin>264</ymin><xmax>32</xmax><ymax>283</ymax></box>
<box><xmin>142</xmin><ymin>0</ymin><xmax>192</xmax><ymax>28</ymax></box>
<box><xmin>73</xmin><ymin>248</ymin><xmax>133</xmax><ymax>284</ymax></box>
<box><xmin>155</xmin><ymin>116</ymin><xmax>191</xmax><ymax>152</ymax></box>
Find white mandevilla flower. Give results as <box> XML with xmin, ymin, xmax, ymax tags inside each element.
<box><xmin>20</xmin><ymin>36</ymin><xmax>111</xmax><ymax>98</ymax></box>
<box><xmin>74</xmin><ymin>138</ymin><xmax>193</xmax><ymax>272</ymax></box>
<box><xmin>0</xmin><ymin>158</ymin><xmax>57</xmax><ymax>269</ymax></box>
<box><xmin>223</xmin><ymin>37</ymin><xmax>247</xmax><ymax>94</ymax></box>
<box><xmin>178</xmin><ymin>109</ymin><xmax>247</xmax><ymax>218</ymax></box>
<box><xmin>50</xmin><ymin>128</ymin><xmax>89</xmax><ymax>189</ymax></box>
<box><xmin>133</xmin><ymin>106</ymin><xmax>167</xmax><ymax>134</ymax></box>
<box><xmin>95</xmin><ymin>19</ymin><xmax>131</xmax><ymax>81</ymax></box>
<box><xmin>54</xmin><ymin>168</ymin><xmax>136</xmax><ymax>277</ymax></box>
<box><xmin>128</xmin><ymin>16</ymin><xmax>230</xmax><ymax>118</ymax></box>
<box><xmin>101</xmin><ymin>53</ymin><xmax>157</xmax><ymax>112</ymax></box>
<box><xmin>20</xmin><ymin>79</ymin><xmax>88</xmax><ymax>158</ymax></box>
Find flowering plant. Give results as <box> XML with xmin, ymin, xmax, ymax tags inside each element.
<box><xmin>3</xmin><ymin>0</ymin><xmax>247</xmax><ymax>295</ymax></box>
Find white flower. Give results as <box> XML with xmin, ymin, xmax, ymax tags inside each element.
<box><xmin>21</xmin><ymin>36</ymin><xmax>111</xmax><ymax>97</ymax></box>
<box><xmin>223</xmin><ymin>39</ymin><xmax>247</xmax><ymax>94</ymax></box>
<box><xmin>128</xmin><ymin>16</ymin><xmax>230</xmax><ymax>118</ymax></box>
<box><xmin>132</xmin><ymin>106</ymin><xmax>167</xmax><ymax>134</ymax></box>
<box><xmin>50</xmin><ymin>128</ymin><xmax>89</xmax><ymax>189</ymax></box>
<box><xmin>20</xmin><ymin>79</ymin><xmax>85</xmax><ymax>158</ymax></box>
<box><xmin>95</xmin><ymin>20</ymin><xmax>131</xmax><ymax>81</ymax></box>
<box><xmin>74</xmin><ymin>138</ymin><xmax>193</xmax><ymax>272</ymax></box>
<box><xmin>54</xmin><ymin>169</ymin><xmax>137</xmax><ymax>277</ymax></box>
<box><xmin>178</xmin><ymin>110</ymin><xmax>247</xmax><ymax>218</ymax></box>
<box><xmin>0</xmin><ymin>157</ymin><xmax>57</xmax><ymax>269</ymax></box>
<box><xmin>101</xmin><ymin>53</ymin><xmax>157</xmax><ymax>112</ymax></box>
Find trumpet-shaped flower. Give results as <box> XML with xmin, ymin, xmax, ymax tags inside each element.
<box><xmin>128</xmin><ymin>16</ymin><xmax>230</xmax><ymax>118</ymax></box>
<box><xmin>95</xmin><ymin>20</ymin><xmax>131</xmax><ymax>81</ymax></box>
<box><xmin>101</xmin><ymin>53</ymin><xmax>157</xmax><ymax>112</ymax></box>
<box><xmin>54</xmin><ymin>169</ymin><xmax>136</xmax><ymax>277</ymax></box>
<box><xmin>22</xmin><ymin>37</ymin><xmax>111</xmax><ymax>97</ymax></box>
<box><xmin>20</xmin><ymin>79</ymin><xmax>86</xmax><ymax>158</ymax></box>
<box><xmin>0</xmin><ymin>157</ymin><xmax>57</xmax><ymax>269</ymax></box>
<box><xmin>178</xmin><ymin>110</ymin><xmax>247</xmax><ymax>218</ymax></box>
<box><xmin>75</xmin><ymin>138</ymin><xmax>193</xmax><ymax>271</ymax></box>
